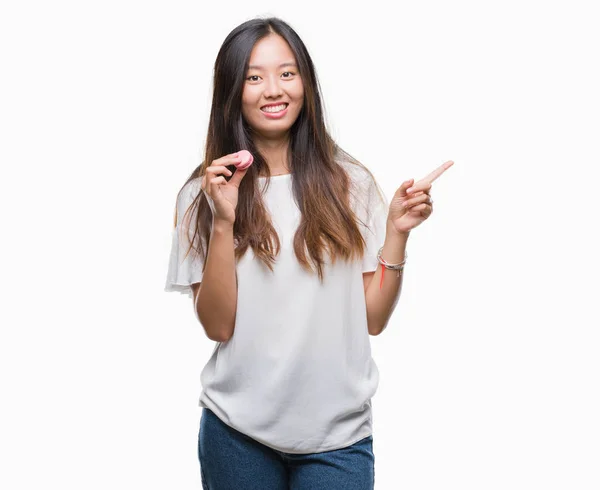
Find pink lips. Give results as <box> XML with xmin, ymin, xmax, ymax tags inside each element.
<box><xmin>261</xmin><ymin>105</ymin><xmax>288</xmax><ymax>119</ymax></box>
<box><xmin>235</xmin><ymin>150</ymin><xmax>254</xmax><ymax>170</ymax></box>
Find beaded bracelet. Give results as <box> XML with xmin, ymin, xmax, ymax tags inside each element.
<box><xmin>376</xmin><ymin>246</ymin><xmax>407</xmax><ymax>289</ymax></box>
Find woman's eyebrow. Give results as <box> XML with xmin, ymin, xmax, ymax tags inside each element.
<box><xmin>247</xmin><ymin>61</ymin><xmax>298</xmax><ymax>70</ymax></box>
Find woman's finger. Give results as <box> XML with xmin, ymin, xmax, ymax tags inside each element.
<box><xmin>406</xmin><ymin>182</ymin><xmax>432</xmax><ymax>195</ymax></box>
<box><xmin>403</xmin><ymin>192</ymin><xmax>432</xmax><ymax>208</ymax></box>
<box><xmin>406</xmin><ymin>160</ymin><xmax>454</xmax><ymax>193</ymax></box>
<box><xmin>212</xmin><ymin>153</ymin><xmax>243</xmax><ymax>167</ymax></box>
<box><xmin>407</xmin><ymin>190</ymin><xmax>427</xmax><ymax>198</ymax></box>
<box><xmin>205</xmin><ymin>166</ymin><xmax>233</xmax><ymax>184</ymax></box>
<box><xmin>408</xmin><ymin>203</ymin><xmax>429</xmax><ymax>212</ymax></box>
<box><xmin>421</xmin><ymin>160</ymin><xmax>454</xmax><ymax>184</ymax></box>
<box><xmin>203</xmin><ymin>175</ymin><xmax>225</xmax><ymax>198</ymax></box>
<box><xmin>205</xmin><ymin>165</ymin><xmax>233</xmax><ymax>177</ymax></box>
<box><xmin>208</xmin><ymin>176</ymin><xmax>227</xmax><ymax>189</ymax></box>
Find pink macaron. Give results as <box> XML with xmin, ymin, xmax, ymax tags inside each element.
<box><xmin>235</xmin><ymin>150</ymin><xmax>254</xmax><ymax>170</ymax></box>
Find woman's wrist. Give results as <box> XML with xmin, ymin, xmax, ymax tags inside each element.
<box><xmin>381</xmin><ymin>225</ymin><xmax>410</xmax><ymax>263</ymax></box>
<box><xmin>386</xmin><ymin>220</ymin><xmax>411</xmax><ymax>240</ymax></box>
<box><xmin>213</xmin><ymin>218</ymin><xmax>235</xmax><ymax>233</ymax></box>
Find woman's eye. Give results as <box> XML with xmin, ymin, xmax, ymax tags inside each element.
<box><xmin>246</xmin><ymin>72</ymin><xmax>295</xmax><ymax>82</ymax></box>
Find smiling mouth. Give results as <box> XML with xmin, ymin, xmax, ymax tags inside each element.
<box><xmin>260</xmin><ymin>103</ymin><xmax>289</xmax><ymax>113</ymax></box>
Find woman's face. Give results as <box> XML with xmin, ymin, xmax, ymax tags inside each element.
<box><xmin>241</xmin><ymin>34</ymin><xmax>304</xmax><ymax>139</ymax></box>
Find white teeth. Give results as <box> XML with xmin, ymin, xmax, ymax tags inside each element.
<box><xmin>262</xmin><ymin>104</ymin><xmax>287</xmax><ymax>113</ymax></box>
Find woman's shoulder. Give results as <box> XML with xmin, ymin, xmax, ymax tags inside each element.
<box><xmin>334</xmin><ymin>150</ymin><xmax>380</xmax><ymax>203</ymax></box>
<box><xmin>334</xmin><ymin>149</ymin><xmax>387</xmax><ymax>213</ymax></box>
<box><xmin>173</xmin><ymin>177</ymin><xmax>203</xmax><ymax>227</ymax></box>
<box><xmin>176</xmin><ymin>177</ymin><xmax>203</xmax><ymax>207</ymax></box>
<box><xmin>181</xmin><ymin>176</ymin><xmax>202</xmax><ymax>195</ymax></box>
<box><xmin>334</xmin><ymin>151</ymin><xmax>375</xmax><ymax>187</ymax></box>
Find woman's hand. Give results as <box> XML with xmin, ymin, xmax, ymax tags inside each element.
<box><xmin>388</xmin><ymin>160</ymin><xmax>454</xmax><ymax>234</ymax></box>
<box><xmin>200</xmin><ymin>153</ymin><xmax>250</xmax><ymax>225</ymax></box>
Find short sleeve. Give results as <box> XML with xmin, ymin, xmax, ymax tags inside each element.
<box><xmin>164</xmin><ymin>178</ymin><xmax>206</xmax><ymax>298</ymax></box>
<box><xmin>359</xmin><ymin>175</ymin><xmax>389</xmax><ymax>273</ymax></box>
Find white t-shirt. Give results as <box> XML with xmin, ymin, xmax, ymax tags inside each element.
<box><xmin>165</xmin><ymin>158</ymin><xmax>389</xmax><ymax>454</ymax></box>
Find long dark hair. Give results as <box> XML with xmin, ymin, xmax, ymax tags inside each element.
<box><xmin>173</xmin><ymin>16</ymin><xmax>384</xmax><ymax>283</ymax></box>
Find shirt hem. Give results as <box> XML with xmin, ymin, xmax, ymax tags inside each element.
<box><xmin>199</xmin><ymin>395</ymin><xmax>373</xmax><ymax>455</ymax></box>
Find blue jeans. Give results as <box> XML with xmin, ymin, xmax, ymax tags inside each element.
<box><xmin>198</xmin><ymin>407</ymin><xmax>375</xmax><ymax>489</ymax></box>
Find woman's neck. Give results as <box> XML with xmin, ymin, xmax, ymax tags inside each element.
<box><xmin>255</xmin><ymin>139</ymin><xmax>291</xmax><ymax>176</ymax></box>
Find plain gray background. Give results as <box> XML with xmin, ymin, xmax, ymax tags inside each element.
<box><xmin>1</xmin><ymin>1</ymin><xmax>598</xmax><ymax>488</ymax></box>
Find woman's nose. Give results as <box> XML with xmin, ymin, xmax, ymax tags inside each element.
<box><xmin>263</xmin><ymin>75</ymin><xmax>284</xmax><ymax>97</ymax></box>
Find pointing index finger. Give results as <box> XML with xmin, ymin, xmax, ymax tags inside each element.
<box><xmin>421</xmin><ymin>160</ymin><xmax>454</xmax><ymax>184</ymax></box>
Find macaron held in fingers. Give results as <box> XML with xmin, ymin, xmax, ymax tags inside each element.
<box><xmin>235</xmin><ymin>150</ymin><xmax>254</xmax><ymax>170</ymax></box>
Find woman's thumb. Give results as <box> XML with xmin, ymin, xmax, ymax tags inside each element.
<box><xmin>395</xmin><ymin>178</ymin><xmax>414</xmax><ymax>198</ymax></box>
<box><xmin>228</xmin><ymin>166</ymin><xmax>249</xmax><ymax>188</ymax></box>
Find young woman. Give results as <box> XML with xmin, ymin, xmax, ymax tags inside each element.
<box><xmin>165</xmin><ymin>16</ymin><xmax>452</xmax><ymax>490</ymax></box>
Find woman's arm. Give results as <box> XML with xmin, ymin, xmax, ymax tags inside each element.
<box><xmin>194</xmin><ymin>219</ymin><xmax>238</xmax><ymax>342</ymax></box>
<box><xmin>364</xmin><ymin>226</ymin><xmax>409</xmax><ymax>335</ymax></box>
